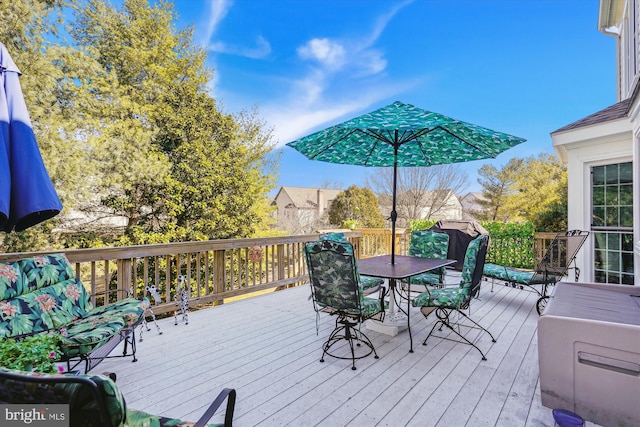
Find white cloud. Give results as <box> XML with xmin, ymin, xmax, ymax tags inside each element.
<box><xmin>265</xmin><ymin>79</ymin><xmax>420</xmax><ymax>146</ymax></box>
<box><xmin>204</xmin><ymin>0</ymin><xmax>271</xmax><ymax>59</ymax></box>
<box><xmin>204</xmin><ymin>0</ymin><xmax>233</xmax><ymax>42</ymax></box>
<box><xmin>297</xmin><ymin>38</ymin><xmax>346</xmax><ymax>70</ymax></box>
<box><xmin>267</xmin><ymin>1</ymin><xmax>414</xmax><ymax>145</ymax></box>
<box><xmin>209</xmin><ymin>35</ymin><xmax>271</xmax><ymax>59</ymax></box>
<box><xmin>204</xmin><ymin>0</ymin><xmax>417</xmax><ymax>147</ymax></box>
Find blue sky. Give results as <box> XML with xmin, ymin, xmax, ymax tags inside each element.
<box><xmin>171</xmin><ymin>0</ymin><xmax>616</xmax><ymax>194</ymax></box>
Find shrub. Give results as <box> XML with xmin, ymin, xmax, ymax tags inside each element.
<box><xmin>0</xmin><ymin>334</ymin><xmax>64</xmax><ymax>373</ymax></box>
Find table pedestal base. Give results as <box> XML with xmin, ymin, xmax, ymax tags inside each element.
<box><xmin>366</xmin><ymin>311</ymin><xmax>408</xmax><ymax>336</ymax></box>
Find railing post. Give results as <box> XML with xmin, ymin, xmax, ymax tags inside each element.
<box><xmin>214</xmin><ymin>249</ymin><xmax>226</xmax><ymax>306</ymax></box>
<box><xmin>117</xmin><ymin>259</ymin><xmax>132</xmax><ymax>299</ymax></box>
<box><xmin>277</xmin><ymin>244</ymin><xmax>285</xmax><ymax>280</ymax></box>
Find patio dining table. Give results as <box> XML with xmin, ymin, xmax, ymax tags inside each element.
<box><xmin>357</xmin><ymin>255</ymin><xmax>456</xmax><ymax>352</ymax></box>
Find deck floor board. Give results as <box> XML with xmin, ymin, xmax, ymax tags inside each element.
<box><xmin>94</xmin><ymin>281</ymin><xmax>600</xmax><ymax>427</ymax></box>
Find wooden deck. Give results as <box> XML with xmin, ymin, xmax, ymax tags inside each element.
<box><xmin>94</xmin><ymin>281</ymin><xmax>597</xmax><ymax>427</ymax></box>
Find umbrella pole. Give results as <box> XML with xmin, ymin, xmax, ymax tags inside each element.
<box><xmin>391</xmin><ymin>141</ymin><xmax>399</xmax><ymax>265</ymax></box>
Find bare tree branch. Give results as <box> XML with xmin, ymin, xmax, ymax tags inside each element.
<box><xmin>365</xmin><ymin>165</ymin><xmax>469</xmax><ymax>226</ymax></box>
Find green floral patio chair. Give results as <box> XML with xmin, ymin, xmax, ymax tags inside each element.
<box><xmin>0</xmin><ymin>367</ymin><xmax>236</xmax><ymax>427</ymax></box>
<box><xmin>319</xmin><ymin>232</ymin><xmax>384</xmax><ymax>293</ymax></box>
<box><xmin>412</xmin><ymin>234</ymin><xmax>496</xmax><ymax>360</ymax></box>
<box><xmin>304</xmin><ymin>239</ymin><xmax>386</xmax><ymax>370</ymax></box>
<box><xmin>402</xmin><ymin>230</ymin><xmax>450</xmax><ymax>288</ymax></box>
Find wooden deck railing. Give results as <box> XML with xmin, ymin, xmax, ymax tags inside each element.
<box><xmin>0</xmin><ymin>229</ymin><xmax>552</xmax><ymax>315</ymax></box>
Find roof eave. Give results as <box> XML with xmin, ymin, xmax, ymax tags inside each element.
<box><xmin>598</xmin><ymin>0</ymin><xmax>624</xmax><ymax>34</ymax></box>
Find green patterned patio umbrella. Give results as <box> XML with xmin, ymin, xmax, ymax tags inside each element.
<box><xmin>286</xmin><ymin>101</ymin><xmax>525</xmax><ymax>263</ymax></box>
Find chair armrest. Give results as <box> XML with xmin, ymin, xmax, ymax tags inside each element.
<box><xmin>193</xmin><ymin>388</ymin><xmax>237</xmax><ymax>427</ymax></box>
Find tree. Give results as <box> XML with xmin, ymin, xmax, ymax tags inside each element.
<box><xmin>328</xmin><ymin>186</ymin><xmax>385</xmax><ymax>228</ymax></box>
<box><xmin>69</xmin><ymin>0</ymin><xmax>278</xmax><ymax>242</ymax></box>
<box><xmin>473</xmin><ymin>159</ymin><xmax>522</xmax><ymax>221</ymax></box>
<box><xmin>474</xmin><ymin>154</ymin><xmax>568</xmax><ymax>231</ymax></box>
<box><xmin>508</xmin><ymin>154</ymin><xmax>567</xmax><ymax>231</ymax></box>
<box><xmin>1</xmin><ymin>0</ymin><xmax>279</xmax><ymax>252</ymax></box>
<box><xmin>366</xmin><ymin>165</ymin><xmax>469</xmax><ymax>226</ymax></box>
<box><xmin>0</xmin><ymin>0</ymin><xmax>93</xmax><ymax>252</ymax></box>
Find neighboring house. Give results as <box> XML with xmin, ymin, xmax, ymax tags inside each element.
<box><xmin>459</xmin><ymin>192</ymin><xmax>487</xmax><ymax>221</ymax></box>
<box><xmin>379</xmin><ymin>190</ymin><xmax>462</xmax><ymax>227</ymax></box>
<box><xmin>271</xmin><ymin>186</ymin><xmax>342</xmax><ymax>233</ymax></box>
<box><xmin>550</xmin><ymin>0</ymin><xmax>638</xmax><ymax>285</ymax></box>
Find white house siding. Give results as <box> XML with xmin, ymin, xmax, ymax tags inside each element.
<box><xmin>552</xmin><ymin>119</ymin><xmax>633</xmax><ymax>282</ymax></box>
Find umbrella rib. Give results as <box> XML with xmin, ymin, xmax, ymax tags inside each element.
<box><xmin>426</xmin><ymin>126</ymin><xmax>498</xmax><ymax>158</ymax></box>
<box><xmin>306</xmin><ymin>128</ymin><xmax>360</xmax><ymax>160</ymax></box>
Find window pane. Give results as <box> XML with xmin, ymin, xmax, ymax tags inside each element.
<box><xmin>592</xmin><ymin>166</ymin><xmax>605</xmax><ymax>185</ymax></box>
<box><xmin>622</xmin><ymin>233</ymin><xmax>634</xmax><ymax>251</ymax></box>
<box><xmin>594</xmin><ymin>249</ymin><xmax>605</xmax><ymax>269</ymax></box>
<box><xmin>606</xmin><ymin>186</ymin><xmax>619</xmax><ymax>205</ymax></box>
<box><xmin>594</xmin><ymin>270</ymin><xmax>607</xmax><ymax>283</ymax></box>
<box><xmin>619</xmin><ymin>162</ymin><xmax>632</xmax><ymax>183</ymax></box>
<box><xmin>619</xmin><ymin>184</ymin><xmax>633</xmax><ymax>205</ymax></box>
<box><xmin>622</xmin><ymin>274</ymin><xmax>634</xmax><ymax>285</ymax></box>
<box><xmin>607</xmin><ymin>251</ymin><xmax>620</xmax><ymax>272</ymax></box>
<box><xmin>622</xmin><ymin>253</ymin><xmax>634</xmax><ymax>273</ymax></box>
<box><xmin>608</xmin><ymin>271</ymin><xmax>620</xmax><ymax>284</ymax></box>
<box><xmin>620</xmin><ymin>206</ymin><xmax>633</xmax><ymax>227</ymax></box>
<box><xmin>594</xmin><ymin>232</ymin><xmax>606</xmax><ymax>250</ymax></box>
<box><xmin>593</xmin><ymin>186</ymin><xmax>605</xmax><ymax>205</ymax></box>
<box><xmin>608</xmin><ymin>233</ymin><xmax>621</xmax><ymax>250</ymax></box>
<box><xmin>605</xmin><ymin>164</ymin><xmax>619</xmax><ymax>184</ymax></box>
<box><xmin>605</xmin><ymin>207</ymin><xmax>618</xmax><ymax>226</ymax></box>
<box><xmin>592</xmin><ymin>207</ymin><xmax>605</xmax><ymax>227</ymax></box>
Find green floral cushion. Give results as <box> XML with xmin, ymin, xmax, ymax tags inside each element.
<box><xmin>126</xmin><ymin>408</ymin><xmax>223</xmax><ymax>427</ymax></box>
<box><xmin>319</xmin><ymin>233</ymin><xmax>384</xmax><ymax>290</ymax></box>
<box><xmin>483</xmin><ymin>263</ymin><xmax>534</xmax><ymax>284</ymax></box>
<box><xmin>405</xmin><ymin>272</ymin><xmax>442</xmax><ymax>287</ymax></box>
<box><xmin>19</xmin><ymin>254</ymin><xmax>75</xmax><ymax>295</ymax></box>
<box><xmin>412</xmin><ymin>285</ymin><xmax>468</xmax><ymax>308</ymax></box>
<box><xmin>408</xmin><ymin>230</ymin><xmax>449</xmax><ymax>259</ymax></box>
<box><xmin>39</xmin><ymin>279</ymin><xmax>93</xmax><ymax>328</ymax></box>
<box><xmin>402</xmin><ymin>230</ymin><xmax>450</xmax><ymax>287</ymax></box>
<box><xmin>304</xmin><ymin>240</ymin><xmax>387</xmax><ymax>320</ymax></box>
<box><xmin>359</xmin><ymin>275</ymin><xmax>384</xmax><ymax>290</ymax></box>
<box><xmin>413</xmin><ymin>236</ymin><xmax>487</xmax><ymax>309</ymax></box>
<box><xmin>0</xmin><ymin>293</ymin><xmax>55</xmax><ymax>338</ymax></box>
<box><xmin>58</xmin><ymin>315</ymin><xmax>126</xmax><ymax>358</ymax></box>
<box><xmin>0</xmin><ymin>261</ymin><xmax>25</xmax><ymax>300</ymax></box>
<box><xmin>320</xmin><ymin>232</ymin><xmax>347</xmax><ymax>242</ymax></box>
<box><xmin>86</xmin><ymin>297</ymin><xmax>149</xmax><ymax>327</ymax></box>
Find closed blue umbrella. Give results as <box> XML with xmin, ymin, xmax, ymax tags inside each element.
<box><xmin>0</xmin><ymin>43</ymin><xmax>62</xmax><ymax>232</ymax></box>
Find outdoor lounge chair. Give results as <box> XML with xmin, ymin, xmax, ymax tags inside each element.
<box><xmin>303</xmin><ymin>239</ymin><xmax>386</xmax><ymax>370</ymax></box>
<box><xmin>0</xmin><ymin>368</ymin><xmax>236</xmax><ymax>427</ymax></box>
<box><xmin>411</xmin><ymin>234</ymin><xmax>496</xmax><ymax>360</ymax></box>
<box><xmin>483</xmin><ymin>230</ymin><xmax>589</xmax><ymax>314</ymax></box>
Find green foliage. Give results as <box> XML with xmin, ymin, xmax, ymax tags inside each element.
<box><xmin>474</xmin><ymin>159</ymin><xmax>521</xmax><ymax>221</ymax></box>
<box><xmin>0</xmin><ymin>0</ymin><xmax>279</xmax><ymax>248</ymax></box>
<box><xmin>482</xmin><ymin>221</ymin><xmax>536</xmax><ymax>269</ymax></box>
<box><xmin>0</xmin><ymin>334</ymin><xmax>63</xmax><ymax>373</ymax></box>
<box><xmin>475</xmin><ymin>154</ymin><xmax>567</xmax><ymax>231</ymax></box>
<box><xmin>328</xmin><ymin>186</ymin><xmax>385</xmax><ymax>228</ymax></box>
<box><xmin>408</xmin><ymin>218</ymin><xmax>438</xmax><ymax>231</ymax></box>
